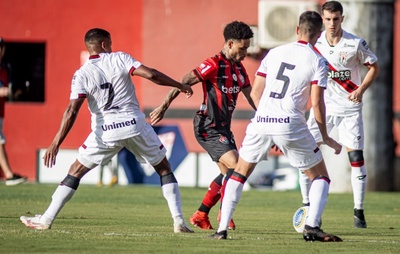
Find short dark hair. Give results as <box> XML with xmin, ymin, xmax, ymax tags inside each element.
<box><xmin>322</xmin><ymin>1</ymin><xmax>343</xmax><ymax>15</ymax></box>
<box><xmin>84</xmin><ymin>28</ymin><xmax>111</xmax><ymax>44</ymax></box>
<box><xmin>223</xmin><ymin>21</ymin><xmax>253</xmax><ymax>42</ymax></box>
<box><xmin>298</xmin><ymin>11</ymin><xmax>323</xmax><ymax>39</ymax></box>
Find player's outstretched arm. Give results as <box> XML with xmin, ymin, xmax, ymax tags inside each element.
<box><xmin>43</xmin><ymin>98</ymin><xmax>85</xmax><ymax>168</ymax></box>
<box><xmin>133</xmin><ymin>65</ymin><xmax>193</xmax><ymax>96</ymax></box>
<box><xmin>150</xmin><ymin>70</ymin><xmax>199</xmax><ymax>126</ymax></box>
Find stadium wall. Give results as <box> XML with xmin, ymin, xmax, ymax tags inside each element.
<box><xmin>0</xmin><ymin>0</ymin><xmax>399</xmax><ymax>190</ymax></box>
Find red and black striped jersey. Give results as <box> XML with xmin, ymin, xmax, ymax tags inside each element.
<box><xmin>193</xmin><ymin>52</ymin><xmax>250</xmax><ymax>129</ymax></box>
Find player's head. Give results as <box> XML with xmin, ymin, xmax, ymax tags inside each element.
<box><xmin>321</xmin><ymin>1</ymin><xmax>344</xmax><ymax>35</ymax></box>
<box><xmin>322</xmin><ymin>1</ymin><xmax>343</xmax><ymax>15</ymax></box>
<box><xmin>297</xmin><ymin>11</ymin><xmax>323</xmax><ymax>44</ymax></box>
<box><xmin>222</xmin><ymin>21</ymin><xmax>253</xmax><ymax>62</ymax></box>
<box><xmin>84</xmin><ymin>28</ymin><xmax>112</xmax><ymax>54</ymax></box>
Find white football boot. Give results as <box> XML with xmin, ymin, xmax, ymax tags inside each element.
<box><xmin>20</xmin><ymin>214</ymin><xmax>52</xmax><ymax>230</ymax></box>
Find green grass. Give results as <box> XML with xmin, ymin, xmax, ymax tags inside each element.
<box><xmin>0</xmin><ymin>183</ymin><xmax>399</xmax><ymax>253</ymax></box>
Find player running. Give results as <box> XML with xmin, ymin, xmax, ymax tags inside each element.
<box><xmin>20</xmin><ymin>28</ymin><xmax>193</xmax><ymax>233</ymax></box>
<box><xmin>213</xmin><ymin>11</ymin><xmax>343</xmax><ymax>242</ymax></box>
<box><xmin>150</xmin><ymin>21</ymin><xmax>256</xmax><ymax>231</ymax></box>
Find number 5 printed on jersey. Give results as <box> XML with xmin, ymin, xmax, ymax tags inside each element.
<box><xmin>270</xmin><ymin>62</ymin><xmax>295</xmax><ymax>99</ymax></box>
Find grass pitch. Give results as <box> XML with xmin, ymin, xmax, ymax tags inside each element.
<box><xmin>0</xmin><ymin>183</ymin><xmax>399</xmax><ymax>253</ymax></box>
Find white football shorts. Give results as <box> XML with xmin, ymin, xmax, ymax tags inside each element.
<box><xmin>78</xmin><ymin>123</ymin><xmax>166</xmax><ymax>169</ymax></box>
<box><xmin>239</xmin><ymin>123</ymin><xmax>322</xmax><ymax>171</ymax></box>
<box><xmin>0</xmin><ymin>118</ymin><xmax>6</xmax><ymax>145</ymax></box>
<box><xmin>308</xmin><ymin>110</ymin><xmax>364</xmax><ymax>150</ymax></box>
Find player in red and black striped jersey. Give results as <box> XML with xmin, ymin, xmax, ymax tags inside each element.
<box><xmin>151</xmin><ymin>21</ymin><xmax>256</xmax><ymax>230</ymax></box>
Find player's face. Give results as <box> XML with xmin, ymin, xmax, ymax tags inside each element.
<box><xmin>322</xmin><ymin>10</ymin><xmax>343</xmax><ymax>37</ymax></box>
<box><xmin>228</xmin><ymin>39</ymin><xmax>250</xmax><ymax>62</ymax></box>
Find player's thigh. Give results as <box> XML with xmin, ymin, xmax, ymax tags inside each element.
<box><xmin>194</xmin><ymin>126</ymin><xmax>237</xmax><ymax>163</ymax></box>
<box><xmin>239</xmin><ymin>131</ymin><xmax>272</xmax><ymax>164</ymax></box>
<box><xmin>336</xmin><ymin>113</ymin><xmax>364</xmax><ymax>150</ymax></box>
<box><xmin>275</xmin><ymin>130</ymin><xmax>322</xmax><ymax>171</ymax></box>
<box><xmin>218</xmin><ymin>149</ymin><xmax>239</xmax><ymax>171</ymax></box>
<box><xmin>123</xmin><ymin>123</ymin><xmax>166</xmax><ymax>166</ymax></box>
<box><xmin>78</xmin><ymin>132</ymin><xmax>122</xmax><ymax>169</ymax></box>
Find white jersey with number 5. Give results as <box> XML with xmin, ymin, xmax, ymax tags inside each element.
<box><xmin>70</xmin><ymin>52</ymin><xmax>146</xmax><ymax>142</ymax></box>
<box><xmin>253</xmin><ymin>41</ymin><xmax>328</xmax><ymax>135</ymax></box>
<box><xmin>315</xmin><ymin>30</ymin><xmax>378</xmax><ymax>116</ymax></box>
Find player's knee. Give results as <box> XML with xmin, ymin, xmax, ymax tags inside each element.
<box><xmin>61</xmin><ymin>174</ymin><xmax>81</xmax><ymax>190</ymax></box>
<box><xmin>348</xmin><ymin>150</ymin><xmax>364</xmax><ymax>166</ymax></box>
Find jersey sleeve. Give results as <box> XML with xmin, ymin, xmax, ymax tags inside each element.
<box><xmin>118</xmin><ymin>52</ymin><xmax>142</xmax><ymax>75</ymax></box>
<box><xmin>313</xmin><ymin>56</ymin><xmax>329</xmax><ymax>89</ymax></box>
<box><xmin>255</xmin><ymin>55</ymin><xmax>268</xmax><ymax>78</ymax></box>
<box><xmin>70</xmin><ymin>70</ymin><xmax>87</xmax><ymax>100</ymax></box>
<box><xmin>193</xmin><ymin>57</ymin><xmax>217</xmax><ymax>81</ymax></box>
<box><xmin>357</xmin><ymin>39</ymin><xmax>378</xmax><ymax>66</ymax></box>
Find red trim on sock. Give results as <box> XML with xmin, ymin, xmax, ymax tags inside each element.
<box><xmin>350</xmin><ymin>160</ymin><xmax>364</xmax><ymax>167</ymax></box>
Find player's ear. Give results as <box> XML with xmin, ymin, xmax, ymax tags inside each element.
<box><xmin>227</xmin><ymin>39</ymin><xmax>234</xmax><ymax>49</ymax></box>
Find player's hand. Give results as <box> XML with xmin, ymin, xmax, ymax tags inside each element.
<box><xmin>43</xmin><ymin>143</ymin><xmax>60</xmax><ymax>168</ymax></box>
<box><xmin>348</xmin><ymin>90</ymin><xmax>362</xmax><ymax>104</ymax></box>
<box><xmin>324</xmin><ymin>137</ymin><xmax>342</xmax><ymax>155</ymax></box>
<box><xmin>179</xmin><ymin>84</ymin><xmax>193</xmax><ymax>98</ymax></box>
<box><xmin>149</xmin><ymin>106</ymin><xmax>165</xmax><ymax>126</ymax></box>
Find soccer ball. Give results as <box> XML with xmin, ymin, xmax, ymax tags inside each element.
<box><xmin>292</xmin><ymin>206</ymin><xmax>309</xmax><ymax>233</ymax></box>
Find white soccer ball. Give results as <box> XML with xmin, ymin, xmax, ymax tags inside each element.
<box><xmin>292</xmin><ymin>206</ymin><xmax>309</xmax><ymax>233</ymax></box>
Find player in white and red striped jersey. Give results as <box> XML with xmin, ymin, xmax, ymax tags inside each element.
<box><xmin>213</xmin><ymin>11</ymin><xmax>343</xmax><ymax>242</ymax></box>
<box><xmin>20</xmin><ymin>28</ymin><xmax>194</xmax><ymax>233</ymax></box>
<box><xmin>299</xmin><ymin>1</ymin><xmax>380</xmax><ymax>229</ymax></box>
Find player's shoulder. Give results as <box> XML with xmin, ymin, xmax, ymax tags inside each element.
<box><xmin>207</xmin><ymin>52</ymin><xmax>224</xmax><ymax>63</ymax></box>
<box><xmin>199</xmin><ymin>53</ymin><xmax>220</xmax><ymax>69</ymax></box>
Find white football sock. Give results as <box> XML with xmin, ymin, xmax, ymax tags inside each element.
<box><xmin>161</xmin><ymin>182</ymin><xmax>183</xmax><ymax>223</ymax></box>
<box><xmin>299</xmin><ymin>171</ymin><xmax>311</xmax><ymax>205</ymax></box>
<box><xmin>41</xmin><ymin>185</ymin><xmax>76</xmax><ymax>224</ymax></box>
<box><xmin>217</xmin><ymin>178</ymin><xmax>243</xmax><ymax>232</ymax></box>
<box><xmin>351</xmin><ymin>165</ymin><xmax>367</xmax><ymax>210</ymax></box>
<box><xmin>306</xmin><ymin>178</ymin><xmax>329</xmax><ymax>228</ymax></box>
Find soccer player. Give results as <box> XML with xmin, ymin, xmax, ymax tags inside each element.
<box><xmin>0</xmin><ymin>37</ymin><xmax>27</xmax><ymax>186</ymax></box>
<box><xmin>213</xmin><ymin>11</ymin><xmax>343</xmax><ymax>242</ymax></box>
<box><xmin>20</xmin><ymin>28</ymin><xmax>194</xmax><ymax>233</ymax></box>
<box><xmin>150</xmin><ymin>21</ymin><xmax>256</xmax><ymax>230</ymax></box>
<box><xmin>298</xmin><ymin>0</ymin><xmax>380</xmax><ymax>228</ymax></box>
